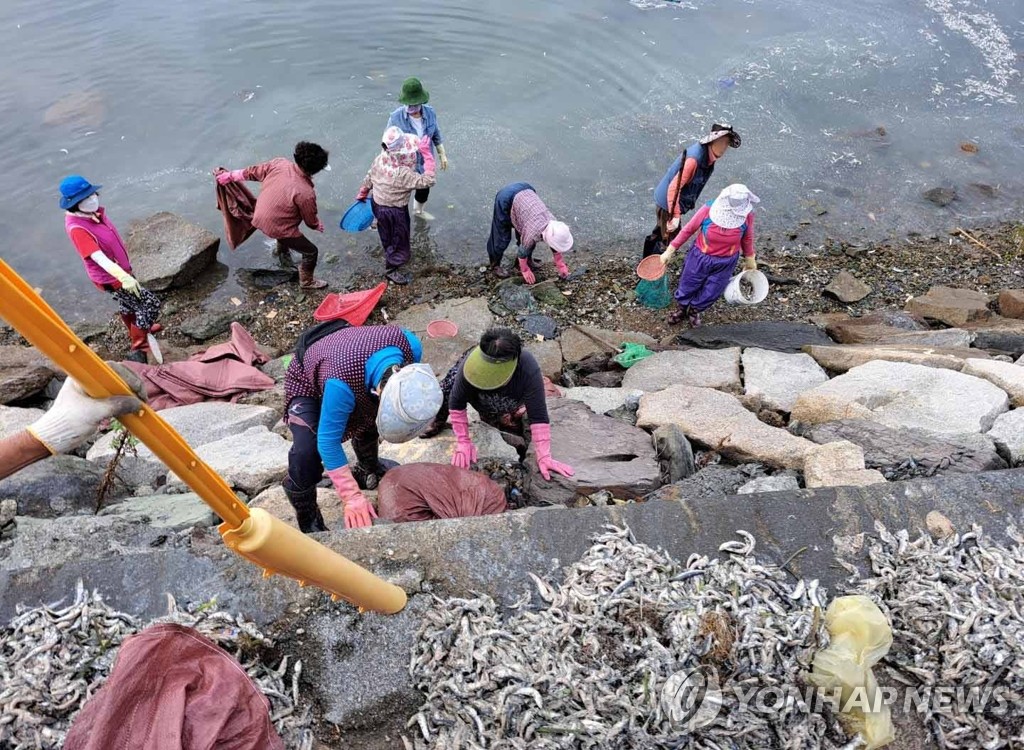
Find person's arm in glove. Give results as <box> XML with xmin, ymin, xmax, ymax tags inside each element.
<box><xmin>552</xmin><ymin>251</ymin><xmax>570</xmax><ymax>280</ymax></box>
<box><xmin>326</xmin><ymin>466</ymin><xmax>377</xmax><ymax>529</ymax></box>
<box><xmin>739</xmin><ymin>212</ymin><xmax>756</xmax><ymax>270</ymax></box>
<box><xmin>530</xmin><ymin>422</ymin><xmax>574</xmax><ymax>481</ymax></box>
<box><xmin>741</xmin><ymin>255</ymin><xmax>757</xmax><ymax>271</ymax></box>
<box><xmin>449</xmin><ymin>409</ymin><xmax>478</xmax><ymax>469</ymax></box>
<box><xmin>90</xmin><ymin>251</ymin><xmax>141</xmax><ymax>296</ymax></box>
<box><xmin>215</xmin><ymin>169</ymin><xmax>246</xmax><ymax>186</ymax></box>
<box><xmin>518</xmin><ymin>257</ymin><xmax>536</xmax><ymax>285</ymax></box>
<box><xmin>418</xmin><ymin>136</ymin><xmax>436</xmax><ymax>175</ymax></box>
<box><xmin>0</xmin><ymin>364</ymin><xmax>145</xmax><ymax>480</ymax></box>
<box><xmin>436</xmin><ymin>144</ymin><xmax>449</xmax><ymax>171</ymax></box>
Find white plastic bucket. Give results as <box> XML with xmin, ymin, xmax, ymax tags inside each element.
<box><xmin>724</xmin><ymin>270</ymin><xmax>769</xmax><ymax>305</ymax></box>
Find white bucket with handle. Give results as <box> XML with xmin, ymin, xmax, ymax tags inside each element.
<box><xmin>724</xmin><ymin>270</ymin><xmax>769</xmax><ymax>305</ymax></box>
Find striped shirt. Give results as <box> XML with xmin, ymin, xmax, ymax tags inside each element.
<box><xmin>510</xmin><ymin>189</ymin><xmax>554</xmax><ymax>252</ymax></box>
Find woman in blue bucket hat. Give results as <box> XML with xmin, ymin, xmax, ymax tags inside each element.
<box><xmin>60</xmin><ymin>175</ymin><xmax>163</xmax><ymax>363</ymax></box>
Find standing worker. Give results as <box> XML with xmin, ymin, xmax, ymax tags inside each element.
<box><xmin>60</xmin><ymin>176</ymin><xmax>163</xmax><ymax>364</ymax></box>
<box><xmin>645</xmin><ymin>123</ymin><xmax>741</xmax><ymax>257</ymax></box>
<box><xmin>485</xmin><ymin>182</ymin><xmax>574</xmax><ymax>284</ymax></box>
<box><xmin>386</xmin><ymin>77</ymin><xmax>448</xmax><ymax>221</ymax></box>
<box><xmin>282</xmin><ymin>323</ymin><xmax>442</xmax><ymax>532</ymax></box>
<box><xmin>355</xmin><ymin>127</ymin><xmax>436</xmax><ymax>285</ymax></box>
<box><xmin>426</xmin><ymin>328</ymin><xmax>574</xmax><ymax>481</ymax></box>
<box><xmin>660</xmin><ymin>184</ymin><xmax>759</xmax><ymax>328</ymax></box>
<box><xmin>216</xmin><ymin>141</ymin><xmax>330</xmax><ymax>289</ymax></box>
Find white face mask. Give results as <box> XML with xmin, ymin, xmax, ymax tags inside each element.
<box><xmin>77</xmin><ymin>194</ymin><xmax>100</xmax><ymax>213</ymax></box>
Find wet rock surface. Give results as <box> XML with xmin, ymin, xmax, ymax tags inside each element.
<box><xmin>968</xmin><ymin>317</ymin><xmax>1024</xmax><ymax>357</ymax></box>
<box><xmin>644</xmin><ymin>464</ymin><xmax>763</xmax><ymax>502</ymax></box>
<box><xmin>126</xmin><ymin>212</ymin><xmax>220</xmax><ymax>291</ymax></box>
<box><xmin>673</xmin><ymin>322</ymin><xmax>834</xmax><ymax>353</ymax></box>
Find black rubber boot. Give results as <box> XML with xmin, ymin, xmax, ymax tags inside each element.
<box><xmin>284</xmin><ymin>485</ymin><xmax>328</xmax><ymax>534</ymax></box>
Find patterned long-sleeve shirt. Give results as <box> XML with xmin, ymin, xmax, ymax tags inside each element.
<box><xmin>243</xmin><ymin>158</ymin><xmax>319</xmax><ymax>239</ymax></box>
<box><xmin>510</xmin><ymin>189</ymin><xmax>554</xmax><ymax>254</ymax></box>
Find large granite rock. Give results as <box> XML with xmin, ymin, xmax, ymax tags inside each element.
<box><xmin>169</xmin><ymin>426</ymin><xmax>289</xmax><ymax>495</ymax></box>
<box><xmin>803</xmin><ymin>419</ymin><xmax>1007</xmax><ymax>479</ymax></box>
<box><xmin>523</xmin><ymin>400</ymin><xmax>661</xmax><ymax>506</ymax></box>
<box><xmin>999</xmin><ymin>290</ymin><xmax>1024</xmax><ymax>320</ymax></box>
<box><xmin>237</xmin><ymin>383</ymin><xmax>286</xmax><ymax>414</ymax></box>
<box><xmin>260</xmin><ymin>355</ymin><xmax>293</xmax><ymax>384</ymax></box>
<box><xmin>0</xmin><ymin>455</ymin><xmax>123</xmax><ymax>517</ymax></box>
<box><xmin>525</xmin><ymin>340</ymin><xmax>564</xmax><ymax>380</ymax></box>
<box><xmin>637</xmin><ymin>385</ymin><xmax>817</xmax><ymax>469</ymax></box>
<box><xmin>803</xmin><ymin>441</ymin><xmax>886</xmax><ymax>488</ymax></box>
<box><xmin>967</xmin><ymin>317</ymin><xmax>1024</xmax><ymax>357</ymax></box>
<box><xmin>825</xmin><ymin>311</ymin><xmax>973</xmax><ymax>348</ymax></box>
<box><xmin>742</xmin><ymin>348</ymin><xmax>828</xmax><ymax>412</ymax></box>
<box><xmin>99</xmin><ymin>492</ymin><xmax>218</xmax><ymax>530</ymax></box>
<box><xmin>88</xmin><ymin>402</ymin><xmax>281</xmax><ymax>489</ymax></box>
<box><xmin>644</xmin><ymin>464</ymin><xmax>762</xmax><ymax>503</ymax></box>
<box><xmin>0</xmin><ymin>347</ymin><xmax>55</xmax><ymax>404</ymax></box>
<box><xmin>805</xmin><ymin>343</ymin><xmax>989</xmax><ymax>373</ymax></box>
<box><xmin>823</xmin><ymin>271</ymin><xmax>872</xmax><ymax>303</ymax></box>
<box><xmin>560</xmin><ymin>387</ymin><xmax>640</xmax><ymax>416</ymax></box>
<box><xmin>0</xmin><ymin>405</ymin><xmax>44</xmax><ymax>439</ymax></box>
<box><xmin>791</xmin><ymin>361</ymin><xmax>1009</xmax><ymax>436</ymax></box>
<box><xmin>622</xmin><ymin>348</ymin><xmax>741</xmax><ymax>393</ymax></box>
<box><xmin>961</xmin><ymin>360</ymin><xmax>1024</xmax><ymax>406</ymax></box>
<box><xmin>905</xmin><ymin>286</ymin><xmax>991</xmax><ymax>327</ymax></box>
<box><xmin>674</xmin><ymin>322</ymin><xmax>833</xmax><ymax>353</ymax></box>
<box><xmin>560</xmin><ymin>326</ymin><xmax>655</xmax><ymax>363</ymax></box>
<box><xmin>987</xmin><ymin>411</ymin><xmax>1024</xmax><ymax>466</ymax></box>
<box><xmin>251</xmin><ymin>486</ymin><xmax>347</xmax><ymax>530</ymax></box>
<box><xmin>126</xmin><ymin>212</ymin><xmax>220</xmax><ymax>291</ymax></box>
<box><xmin>181</xmin><ymin>309</ymin><xmax>249</xmax><ymax>342</ymax></box>
<box><xmin>374</xmin><ymin>422</ymin><xmax>519</xmax><ymax>465</ymax></box>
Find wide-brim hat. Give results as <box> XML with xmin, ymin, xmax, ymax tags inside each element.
<box><xmin>700</xmin><ymin>122</ymin><xmax>741</xmax><ymax>148</ymax></box>
<box><xmin>59</xmin><ymin>174</ymin><xmax>101</xmax><ymax>210</ymax></box>
<box><xmin>398</xmin><ymin>77</ymin><xmax>430</xmax><ymax>106</ymax></box>
<box><xmin>709</xmin><ymin>184</ymin><xmax>759</xmax><ymax>229</ymax></box>
<box><xmin>463</xmin><ymin>346</ymin><xmax>517</xmax><ymax>390</ymax></box>
<box><xmin>542</xmin><ymin>220</ymin><xmax>574</xmax><ymax>254</ymax></box>
<box><xmin>376</xmin><ymin>363</ymin><xmax>443</xmax><ymax>443</ymax></box>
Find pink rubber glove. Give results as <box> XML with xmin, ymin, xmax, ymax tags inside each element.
<box><xmin>326</xmin><ymin>465</ymin><xmax>378</xmax><ymax>529</ymax></box>
<box><xmin>518</xmin><ymin>257</ymin><xmax>536</xmax><ymax>285</ymax></box>
<box><xmin>355</xmin><ymin>186</ymin><xmax>370</xmax><ymax>201</ymax></box>
<box><xmin>419</xmin><ymin>136</ymin><xmax>436</xmax><ymax>174</ymax></box>
<box><xmin>216</xmin><ymin>169</ymin><xmax>245</xmax><ymax>186</ymax></box>
<box><xmin>530</xmin><ymin>422</ymin><xmax>575</xmax><ymax>481</ymax></box>
<box><xmin>449</xmin><ymin>409</ymin><xmax>478</xmax><ymax>469</ymax></box>
<box><xmin>552</xmin><ymin>251</ymin><xmax>570</xmax><ymax>280</ymax></box>
<box><xmin>315</xmin><ymin>219</ymin><xmax>325</xmax><ymax>233</ymax></box>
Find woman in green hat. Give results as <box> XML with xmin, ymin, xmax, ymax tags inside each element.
<box><xmin>426</xmin><ymin>328</ymin><xmax>574</xmax><ymax>481</ymax></box>
<box><xmin>387</xmin><ymin>77</ymin><xmax>448</xmax><ymax>221</ymax></box>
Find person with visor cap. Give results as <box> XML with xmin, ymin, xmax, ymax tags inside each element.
<box><xmin>659</xmin><ymin>183</ymin><xmax>760</xmax><ymax>328</ymax></box>
<box><xmin>485</xmin><ymin>182</ymin><xmax>575</xmax><ymax>284</ymax></box>
<box><xmin>59</xmin><ymin>175</ymin><xmax>164</xmax><ymax>364</ymax></box>
<box><xmin>645</xmin><ymin>123</ymin><xmax>741</xmax><ymax>257</ymax></box>
<box><xmin>386</xmin><ymin>77</ymin><xmax>448</xmax><ymax>221</ymax></box>
<box><xmin>426</xmin><ymin>328</ymin><xmax>574</xmax><ymax>481</ymax></box>
<box><xmin>282</xmin><ymin>323</ymin><xmax>442</xmax><ymax>532</ymax></box>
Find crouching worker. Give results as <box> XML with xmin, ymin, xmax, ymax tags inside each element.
<box><xmin>282</xmin><ymin>323</ymin><xmax>442</xmax><ymax>532</ymax></box>
<box><xmin>485</xmin><ymin>182</ymin><xmax>574</xmax><ymax>283</ymax></box>
<box><xmin>427</xmin><ymin>327</ymin><xmax>574</xmax><ymax>480</ymax></box>
<box><xmin>376</xmin><ymin>463</ymin><xmax>507</xmax><ymax>523</ymax></box>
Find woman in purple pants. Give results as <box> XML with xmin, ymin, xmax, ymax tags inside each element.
<box><xmin>659</xmin><ymin>184</ymin><xmax>760</xmax><ymax>328</ymax></box>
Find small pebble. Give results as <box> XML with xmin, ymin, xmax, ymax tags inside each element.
<box><xmin>925</xmin><ymin>510</ymin><xmax>955</xmax><ymax>539</ymax></box>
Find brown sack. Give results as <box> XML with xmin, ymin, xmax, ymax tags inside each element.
<box><xmin>65</xmin><ymin>623</ymin><xmax>284</xmax><ymax>750</ymax></box>
<box><xmin>377</xmin><ymin>463</ymin><xmax>508</xmax><ymax>523</ymax></box>
<box><xmin>214</xmin><ymin>168</ymin><xmax>258</xmax><ymax>250</ymax></box>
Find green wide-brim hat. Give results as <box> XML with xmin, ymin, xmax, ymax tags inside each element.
<box><xmin>398</xmin><ymin>77</ymin><xmax>430</xmax><ymax>105</ymax></box>
<box><xmin>463</xmin><ymin>346</ymin><xmax>517</xmax><ymax>390</ymax></box>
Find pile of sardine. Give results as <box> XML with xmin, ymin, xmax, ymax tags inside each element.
<box><xmin>853</xmin><ymin>523</ymin><xmax>1024</xmax><ymax>749</ymax></box>
<box><xmin>0</xmin><ymin>582</ymin><xmax>312</xmax><ymax>750</ymax></box>
<box><xmin>406</xmin><ymin>526</ymin><xmax>856</xmax><ymax>749</ymax></box>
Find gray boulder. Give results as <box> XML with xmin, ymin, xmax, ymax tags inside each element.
<box><xmin>126</xmin><ymin>212</ymin><xmax>220</xmax><ymax>291</ymax></box>
<box><xmin>523</xmin><ymin>400</ymin><xmax>661</xmax><ymax>506</ymax></box>
<box><xmin>622</xmin><ymin>348</ymin><xmax>741</xmax><ymax>393</ymax></box>
<box><xmin>825</xmin><ymin>311</ymin><xmax>973</xmax><ymax>348</ymax></box>
<box><xmin>961</xmin><ymin>360</ymin><xmax>1024</xmax><ymax>407</ymax></box>
<box><xmin>0</xmin><ymin>455</ymin><xmax>124</xmax><ymax>517</ymax></box>
<box><xmin>559</xmin><ymin>387</ymin><xmax>641</xmax><ymax>416</ymax></box>
<box><xmin>674</xmin><ymin>322</ymin><xmax>833</xmax><ymax>353</ymax></box>
<box><xmin>968</xmin><ymin>317</ymin><xmax>1024</xmax><ymax>357</ymax></box>
<box><xmin>986</xmin><ymin>410</ymin><xmax>1024</xmax><ymax>466</ymax></box>
<box><xmin>394</xmin><ymin>297</ymin><xmax>492</xmax><ymax>377</ymax></box>
<box><xmin>99</xmin><ymin>493</ymin><xmax>218</xmax><ymax>530</ymax></box>
<box><xmin>260</xmin><ymin>355</ymin><xmax>293</xmax><ymax>383</ymax></box>
<box><xmin>0</xmin><ymin>405</ymin><xmax>44</xmax><ymax>439</ymax></box>
<box><xmin>792</xmin><ymin>361</ymin><xmax>1009</xmax><ymax>436</ymax></box>
<box><xmin>803</xmin><ymin>419</ymin><xmax>1007</xmax><ymax>479</ymax></box>
<box><xmin>738</xmin><ymin>475</ymin><xmax>801</xmax><ymax>494</ymax></box>
<box><xmin>823</xmin><ymin>271</ymin><xmax>872</xmax><ymax>303</ymax></box>
<box><xmin>169</xmin><ymin>426</ymin><xmax>289</xmax><ymax>495</ymax></box>
<box><xmin>0</xmin><ymin>347</ymin><xmax>55</xmax><ymax>404</ymax></box>
<box><xmin>525</xmin><ymin>340</ymin><xmax>564</xmax><ymax>380</ymax></box>
<box><xmin>653</xmin><ymin>425</ymin><xmax>695</xmax><ymax>483</ymax></box>
<box><xmin>742</xmin><ymin>348</ymin><xmax>828</xmax><ymax>412</ymax></box>
<box><xmin>181</xmin><ymin>310</ymin><xmax>250</xmax><ymax>342</ymax></box>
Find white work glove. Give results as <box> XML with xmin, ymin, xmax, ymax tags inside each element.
<box><xmin>437</xmin><ymin>144</ymin><xmax>449</xmax><ymax>171</ymax></box>
<box><xmin>27</xmin><ymin>364</ymin><xmax>145</xmax><ymax>454</ymax></box>
<box><xmin>659</xmin><ymin>248</ymin><xmax>675</xmax><ymax>266</ymax></box>
<box><xmin>667</xmin><ymin>216</ymin><xmax>680</xmax><ymax>232</ymax></box>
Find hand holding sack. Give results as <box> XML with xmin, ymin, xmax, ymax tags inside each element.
<box><xmin>215</xmin><ymin>169</ymin><xmax>245</xmax><ymax>186</ymax></box>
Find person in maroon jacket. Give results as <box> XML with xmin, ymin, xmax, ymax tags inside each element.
<box><xmin>217</xmin><ymin>141</ymin><xmax>330</xmax><ymax>289</ymax></box>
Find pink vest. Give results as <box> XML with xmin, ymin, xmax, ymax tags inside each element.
<box><xmin>65</xmin><ymin>211</ymin><xmax>132</xmax><ymax>288</ymax></box>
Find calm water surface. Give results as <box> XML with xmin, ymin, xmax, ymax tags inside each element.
<box><xmin>0</xmin><ymin>0</ymin><xmax>1021</xmax><ymax>321</ymax></box>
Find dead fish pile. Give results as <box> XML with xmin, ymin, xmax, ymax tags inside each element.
<box><xmin>406</xmin><ymin>526</ymin><xmax>857</xmax><ymax>749</ymax></box>
<box><xmin>0</xmin><ymin>582</ymin><xmax>312</xmax><ymax>750</ymax></box>
<box><xmin>853</xmin><ymin>523</ymin><xmax>1024</xmax><ymax>749</ymax></box>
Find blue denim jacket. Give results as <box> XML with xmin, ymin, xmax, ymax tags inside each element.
<box><xmin>387</xmin><ymin>105</ymin><xmax>443</xmax><ymax>173</ymax></box>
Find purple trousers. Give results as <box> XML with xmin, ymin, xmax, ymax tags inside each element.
<box><xmin>674</xmin><ymin>244</ymin><xmax>739</xmax><ymax>312</ymax></box>
<box><xmin>371</xmin><ymin>199</ymin><xmax>411</xmax><ymax>269</ymax></box>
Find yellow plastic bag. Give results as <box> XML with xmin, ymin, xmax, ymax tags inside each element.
<box><xmin>808</xmin><ymin>595</ymin><xmax>895</xmax><ymax>749</ymax></box>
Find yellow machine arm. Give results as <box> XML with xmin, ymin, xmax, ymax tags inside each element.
<box><xmin>0</xmin><ymin>259</ymin><xmax>406</xmax><ymax>614</ymax></box>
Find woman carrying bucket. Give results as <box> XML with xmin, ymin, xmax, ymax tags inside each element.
<box><xmin>660</xmin><ymin>184</ymin><xmax>760</xmax><ymax>327</ymax></box>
